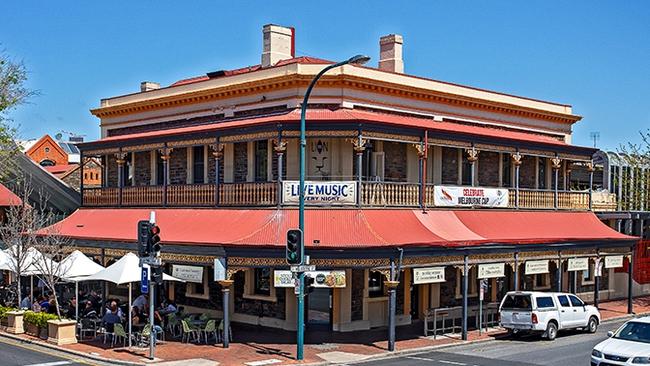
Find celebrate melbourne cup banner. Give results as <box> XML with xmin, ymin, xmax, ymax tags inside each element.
<box><xmin>433</xmin><ymin>185</ymin><xmax>509</xmax><ymax>208</ymax></box>
<box><xmin>282</xmin><ymin>181</ymin><xmax>357</xmax><ymax>205</ymax></box>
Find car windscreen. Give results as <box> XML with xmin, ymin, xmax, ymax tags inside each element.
<box><xmin>536</xmin><ymin>296</ymin><xmax>555</xmax><ymax>309</ymax></box>
<box><xmin>501</xmin><ymin>294</ymin><xmax>532</xmax><ymax>311</ymax></box>
<box><xmin>614</xmin><ymin>322</ymin><xmax>650</xmax><ymax>344</ymax></box>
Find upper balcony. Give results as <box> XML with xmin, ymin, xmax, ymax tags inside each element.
<box><xmin>78</xmin><ymin>108</ymin><xmax>614</xmax><ymax>211</ymax></box>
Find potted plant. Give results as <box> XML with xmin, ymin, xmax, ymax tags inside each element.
<box><xmin>24</xmin><ymin>311</ymin><xmax>57</xmax><ymax>339</ymax></box>
<box><xmin>0</xmin><ymin>306</ymin><xmax>14</xmax><ymax>328</ymax></box>
<box><xmin>47</xmin><ymin>318</ymin><xmax>77</xmax><ymax>345</ymax></box>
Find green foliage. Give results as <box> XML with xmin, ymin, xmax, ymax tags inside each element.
<box><xmin>23</xmin><ymin>311</ymin><xmax>58</xmax><ymax>328</ymax></box>
<box><xmin>0</xmin><ymin>306</ymin><xmax>16</xmax><ymax>320</ymax></box>
<box><xmin>616</xmin><ymin>129</ymin><xmax>650</xmax><ymax>211</ymax></box>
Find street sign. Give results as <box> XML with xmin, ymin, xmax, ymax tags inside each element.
<box><xmin>291</xmin><ymin>265</ymin><xmax>316</xmax><ymax>272</ymax></box>
<box><xmin>214</xmin><ymin>258</ymin><xmax>226</xmax><ymax>281</ymax></box>
<box><xmin>141</xmin><ymin>267</ymin><xmax>149</xmax><ymax>294</ymax></box>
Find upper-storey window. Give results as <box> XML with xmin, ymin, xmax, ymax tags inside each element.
<box><xmin>120</xmin><ymin>153</ymin><xmax>133</xmax><ymax>187</ymax></box>
<box><xmin>538</xmin><ymin>157</ymin><xmax>547</xmax><ymax>189</ymax></box>
<box><xmin>192</xmin><ymin>146</ymin><xmax>205</xmax><ymax>184</ymax></box>
<box><xmin>501</xmin><ymin>153</ymin><xmax>512</xmax><ymax>187</ymax></box>
<box><xmin>156</xmin><ymin>151</ymin><xmax>164</xmax><ymax>185</ymax></box>
<box><xmin>441</xmin><ymin>147</ymin><xmax>459</xmax><ymax>185</ymax></box>
<box><xmin>461</xmin><ymin>151</ymin><xmax>472</xmax><ymax>186</ymax></box>
<box><xmin>255</xmin><ymin>140</ymin><xmax>268</xmax><ymax>182</ymax></box>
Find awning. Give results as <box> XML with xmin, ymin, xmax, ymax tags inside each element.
<box><xmin>50</xmin><ymin>208</ymin><xmax>635</xmax><ymax>249</ymax></box>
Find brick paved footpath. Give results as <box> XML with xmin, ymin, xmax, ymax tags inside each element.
<box><xmin>4</xmin><ymin>296</ymin><xmax>649</xmax><ymax>366</ymax></box>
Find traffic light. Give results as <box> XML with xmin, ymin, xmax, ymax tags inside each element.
<box><xmin>305</xmin><ymin>275</ymin><xmax>315</xmax><ymax>294</ymax></box>
<box><xmin>152</xmin><ymin>266</ymin><xmax>164</xmax><ymax>285</ymax></box>
<box><xmin>137</xmin><ymin>220</ymin><xmax>151</xmax><ymax>257</ymax></box>
<box><xmin>286</xmin><ymin>229</ymin><xmax>303</xmax><ymax>265</ymax></box>
<box><xmin>150</xmin><ymin>224</ymin><xmax>161</xmax><ymax>255</ymax></box>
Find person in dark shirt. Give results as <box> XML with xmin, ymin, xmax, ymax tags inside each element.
<box><xmin>82</xmin><ymin>300</ymin><xmax>97</xmax><ymax>318</ymax></box>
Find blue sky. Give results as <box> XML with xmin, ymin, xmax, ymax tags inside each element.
<box><xmin>1</xmin><ymin>1</ymin><xmax>648</xmax><ymax>150</ymax></box>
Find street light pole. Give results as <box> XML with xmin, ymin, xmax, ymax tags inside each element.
<box><xmin>297</xmin><ymin>54</ymin><xmax>370</xmax><ymax>361</ymax></box>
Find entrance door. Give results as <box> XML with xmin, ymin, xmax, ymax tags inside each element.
<box><xmin>307</xmin><ymin>288</ymin><xmax>332</xmax><ymax>330</ymax></box>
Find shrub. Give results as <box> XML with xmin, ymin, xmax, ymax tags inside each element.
<box><xmin>23</xmin><ymin>311</ymin><xmax>58</xmax><ymax>328</ymax></box>
<box><xmin>0</xmin><ymin>306</ymin><xmax>16</xmax><ymax>320</ymax></box>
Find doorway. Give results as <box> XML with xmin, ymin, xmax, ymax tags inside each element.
<box><xmin>307</xmin><ymin>288</ymin><xmax>332</xmax><ymax>330</ymax></box>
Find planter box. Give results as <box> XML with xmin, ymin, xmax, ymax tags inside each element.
<box><xmin>25</xmin><ymin>323</ymin><xmax>39</xmax><ymax>337</ymax></box>
<box><xmin>6</xmin><ymin>311</ymin><xmax>24</xmax><ymax>334</ymax></box>
<box><xmin>47</xmin><ymin>319</ymin><xmax>77</xmax><ymax>346</ymax></box>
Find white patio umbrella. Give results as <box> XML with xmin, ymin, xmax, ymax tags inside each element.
<box><xmin>59</xmin><ymin>250</ymin><xmax>105</xmax><ymax>321</ymax></box>
<box><xmin>81</xmin><ymin>252</ymin><xmax>183</xmax><ymax>347</ymax></box>
<box><xmin>1</xmin><ymin>246</ymin><xmax>45</xmax><ymax>303</ymax></box>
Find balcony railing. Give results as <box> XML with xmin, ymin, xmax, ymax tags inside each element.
<box><xmin>83</xmin><ymin>182</ymin><xmax>598</xmax><ymax>211</ymax></box>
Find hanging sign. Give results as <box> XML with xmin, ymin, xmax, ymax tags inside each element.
<box><xmin>172</xmin><ymin>265</ymin><xmax>204</xmax><ymax>283</ymax></box>
<box><xmin>282</xmin><ymin>181</ymin><xmax>357</xmax><ymax>205</ymax></box>
<box><xmin>274</xmin><ymin>270</ymin><xmax>346</xmax><ymax>288</ymax></box>
<box><xmin>413</xmin><ymin>267</ymin><xmax>446</xmax><ymax>284</ymax></box>
<box><xmin>525</xmin><ymin>260</ymin><xmax>549</xmax><ymax>275</ymax></box>
<box><xmin>478</xmin><ymin>263</ymin><xmax>505</xmax><ymax>279</ymax></box>
<box><xmin>433</xmin><ymin>185</ymin><xmax>509</xmax><ymax>208</ymax></box>
<box><xmin>567</xmin><ymin>258</ymin><xmax>589</xmax><ymax>272</ymax></box>
<box><xmin>605</xmin><ymin>255</ymin><xmax>624</xmax><ymax>269</ymax></box>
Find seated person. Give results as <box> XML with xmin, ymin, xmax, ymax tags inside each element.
<box><xmin>131</xmin><ymin>306</ymin><xmax>145</xmax><ymax>325</ymax></box>
<box><xmin>20</xmin><ymin>295</ymin><xmax>31</xmax><ymax>310</ymax></box>
<box><xmin>31</xmin><ymin>298</ymin><xmax>42</xmax><ymax>313</ymax></box>
<box><xmin>105</xmin><ymin>301</ymin><xmax>124</xmax><ymax>319</ymax></box>
<box><xmin>81</xmin><ymin>300</ymin><xmax>97</xmax><ymax>318</ymax></box>
<box><xmin>102</xmin><ymin>310</ymin><xmax>121</xmax><ymax>333</ymax></box>
<box><xmin>39</xmin><ymin>297</ymin><xmax>51</xmax><ymax>313</ymax></box>
<box><xmin>66</xmin><ymin>297</ymin><xmax>77</xmax><ymax>319</ymax></box>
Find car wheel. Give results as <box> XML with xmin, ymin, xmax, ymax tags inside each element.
<box><xmin>587</xmin><ymin>317</ymin><xmax>598</xmax><ymax>333</ymax></box>
<box><xmin>545</xmin><ymin>322</ymin><xmax>558</xmax><ymax>341</ymax></box>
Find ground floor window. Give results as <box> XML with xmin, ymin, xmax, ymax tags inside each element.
<box><xmin>186</xmin><ymin>267</ymin><xmax>209</xmax><ymax>299</ymax></box>
<box><xmin>368</xmin><ymin>271</ymin><xmax>385</xmax><ymax>298</ymax></box>
<box><xmin>244</xmin><ymin>268</ymin><xmax>276</xmax><ymax>302</ymax></box>
<box><xmin>534</xmin><ymin>273</ymin><xmax>551</xmax><ymax>290</ymax></box>
<box><xmin>455</xmin><ymin>267</ymin><xmax>478</xmax><ymax>298</ymax></box>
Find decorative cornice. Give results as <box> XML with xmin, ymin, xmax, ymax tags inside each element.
<box><xmin>122</xmin><ymin>143</ymin><xmax>164</xmax><ymax>153</ymax></box>
<box><xmin>168</xmin><ymin>138</ymin><xmax>216</xmax><ymax>148</ymax></box>
<box><xmin>272</xmin><ymin>139</ymin><xmax>287</xmax><ymax>153</ymax></box>
<box><xmin>466</xmin><ymin>146</ymin><xmax>479</xmax><ymax>163</ymax></box>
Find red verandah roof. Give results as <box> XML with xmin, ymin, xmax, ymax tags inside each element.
<box><xmin>51</xmin><ymin>208</ymin><xmax>634</xmax><ymax>249</ymax></box>
<box><xmin>89</xmin><ymin>109</ymin><xmax>571</xmax><ymax>149</ymax></box>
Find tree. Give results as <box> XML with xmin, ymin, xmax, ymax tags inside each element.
<box><xmin>616</xmin><ymin>130</ymin><xmax>650</xmax><ymax>211</ymax></box>
<box><xmin>0</xmin><ymin>176</ymin><xmax>73</xmax><ymax>318</ymax></box>
<box><xmin>0</xmin><ymin>51</ymin><xmax>36</xmax><ymax>174</ymax></box>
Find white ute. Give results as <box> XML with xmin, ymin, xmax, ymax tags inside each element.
<box><xmin>499</xmin><ymin>291</ymin><xmax>601</xmax><ymax>340</ymax></box>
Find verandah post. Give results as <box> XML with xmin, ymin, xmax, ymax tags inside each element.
<box><xmin>462</xmin><ymin>254</ymin><xmax>469</xmax><ymax>341</ymax></box>
<box><xmin>274</xmin><ymin>127</ymin><xmax>286</xmax><ymax>209</ymax></box>
<box><xmin>511</xmin><ymin>151</ymin><xmax>522</xmax><ymax>209</ymax></box>
<box><xmin>387</xmin><ymin>258</ymin><xmax>396</xmax><ymax>351</ymax></box>
<box><xmin>353</xmin><ymin>129</ymin><xmax>365</xmax><ymax>208</ymax></box>
<box><xmin>115</xmin><ymin>150</ymin><xmax>126</xmax><ymax>207</ymax></box>
<box><xmin>211</xmin><ymin>139</ymin><xmax>224</xmax><ymax>207</ymax></box>
<box><xmin>557</xmin><ymin>251</ymin><xmax>562</xmax><ymax>292</ymax></box>
<box><xmin>552</xmin><ymin>155</ymin><xmax>561</xmax><ymax>210</ymax></box>
<box><xmin>513</xmin><ymin>252</ymin><xmax>519</xmax><ymax>291</ymax></box>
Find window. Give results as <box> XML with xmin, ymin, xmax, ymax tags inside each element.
<box><xmin>120</xmin><ymin>153</ymin><xmax>133</xmax><ymax>187</ymax></box>
<box><xmin>368</xmin><ymin>271</ymin><xmax>385</xmax><ymax>298</ymax></box>
<box><xmin>254</xmin><ymin>140</ymin><xmax>268</xmax><ymax>182</ymax></box>
<box><xmin>461</xmin><ymin>152</ymin><xmax>472</xmax><ymax>186</ymax></box>
<box><xmin>156</xmin><ymin>151</ymin><xmax>165</xmax><ymax>185</ymax></box>
<box><xmin>534</xmin><ymin>273</ymin><xmax>550</xmax><ymax>290</ymax></box>
<box><xmin>501</xmin><ymin>294</ymin><xmax>532</xmax><ymax>310</ymax></box>
<box><xmin>455</xmin><ymin>267</ymin><xmax>478</xmax><ymax>298</ymax></box>
<box><xmin>254</xmin><ymin>268</ymin><xmax>271</xmax><ymax>296</ymax></box>
<box><xmin>582</xmin><ymin>262</ymin><xmax>595</xmax><ymax>284</ymax></box>
<box><xmin>536</xmin><ymin>296</ymin><xmax>555</xmax><ymax>308</ymax></box>
<box><xmin>192</xmin><ymin>146</ymin><xmax>205</xmax><ymax>184</ymax></box>
<box><xmin>569</xmin><ymin>295</ymin><xmax>584</xmax><ymax>307</ymax></box>
<box><xmin>557</xmin><ymin>295</ymin><xmax>570</xmax><ymax>307</ymax></box>
<box><xmin>40</xmin><ymin>159</ymin><xmax>55</xmax><ymax>167</ymax></box>
<box><xmin>538</xmin><ymin>157</ymin><xmax>547</xmax><ymax>189</ymax></box>
<box><xmin>501</xmin><ymin>154</ymin><xmax>512</xmax><ymax>187</ymax></box>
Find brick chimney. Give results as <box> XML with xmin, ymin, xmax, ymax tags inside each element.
<box><xmin>140</xmin><ymin>81</ymin><xmax>160</xmax><ymax>92</ymax></box>
<box><xmin>261</xmin><ymin>24</ymin><xmax>295</xmax><ymax>68</ymax></box>
<box><xmin>379</xmin><ymin>34</ymin><xmax>404</xmax><ymax>73</ymax></box>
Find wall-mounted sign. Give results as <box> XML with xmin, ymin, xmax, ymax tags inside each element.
<box><xmin>478</xmin><ymin>263</ymin><xmax>505</xmax><ymax>279</ymax></box>
<box><xmin>525</xmin><ymin>260</ymin><xmax>549</xmax><ymax>275</ymax></box>
<box><xmin>214</xmin><ymin>258</ymin><xmax>226</xmax><ymax>282</ymax></box>
<box><xmin>413</xmin><ymin>267</ymin><xmax>446</xmax><ymax>284</ymax></box>
<box><xmin>172</xmin><ymin>265</ymin><xmax>204</xmax><ymax>283</ymax></box>
<box><xmin>282</xmin><ymin>181</ymin><xmax>357</xmax><ymax>205</ymax></box>
<box><xmin>274</xmin><ymin>270</ymin><xmax>346</xmax><ymax>288</ymax></box>
<box><xmin>605</xmin><ymin>255</ymin><xmax>624</xmax><ymax>269</ymax></box>
<box><xmin>433</xmin><ymin>186</ymin><xmax>509</xmax><ymax>208</ymax></box>
<box><xmin>567</xmin><ymin>258</ymin><xmax>589</xmax><ymax>272</ymax></box>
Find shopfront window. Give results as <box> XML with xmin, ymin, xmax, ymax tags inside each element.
<box><xmin>368</xmin><ymin>271</ymin><xmax>385</xmax><ymax>298</ymax></box>
<box><xmin>254</xmin><ymin>268</ymin><xmax>271</xmax><ymax>296</ymax></box>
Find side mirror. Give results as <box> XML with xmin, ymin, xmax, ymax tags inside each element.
<box><xmin>607</xmin><ymin>331</ymin><xmax>614</xmax><ymax>337</ymax></box>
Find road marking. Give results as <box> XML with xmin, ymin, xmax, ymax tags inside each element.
<box><xmin>24</xmin><ymin>362</ymin><xmax>72</xmax><ymax>366</ymax></box>
<box><xmin>407</xmin><ymin>356</ymin><xmax>436</xmax><ymax>361</ymax></box>
<box><xmin>438</xmin><ymin>360</ymin><xmax>466</xmax><ymax>366</ymax></box>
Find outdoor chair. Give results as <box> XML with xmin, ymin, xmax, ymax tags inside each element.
<box><xmin>166</xmin><ymin>313</ymin><xmax>181</xmax><ymax>337</ymax></box>
<box><xmin>199</xmin><ymin>313</ymin><xmax>209</xmax><ymax>322</ymax></box>
<box><xmin>201</xmin><ymin>319</ymin><xmax>217</xmax><ymax>344</ymax></box>
<box><xmin>140</xmin><ymin>323</ymin><xmax>165</xmax><ymax>346</ymax></box>
<box><xmin>78</xmin><ymin>318</ymin><xmax>97</xmax><ymax>340</ymax></box>
<box><xmin>181</xmin><ymin>319</ymin><xmax>199</xmax><ymax>343</ymax></box>
<box><xmin>217</xmin><ymin>320</ymin><xmax>232</xmax><ymax>343</ymax></box>
<box><xmin>111</xmin><ymin>323</ymin><xmax>129</xmax><ymax>348</ymax></box>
